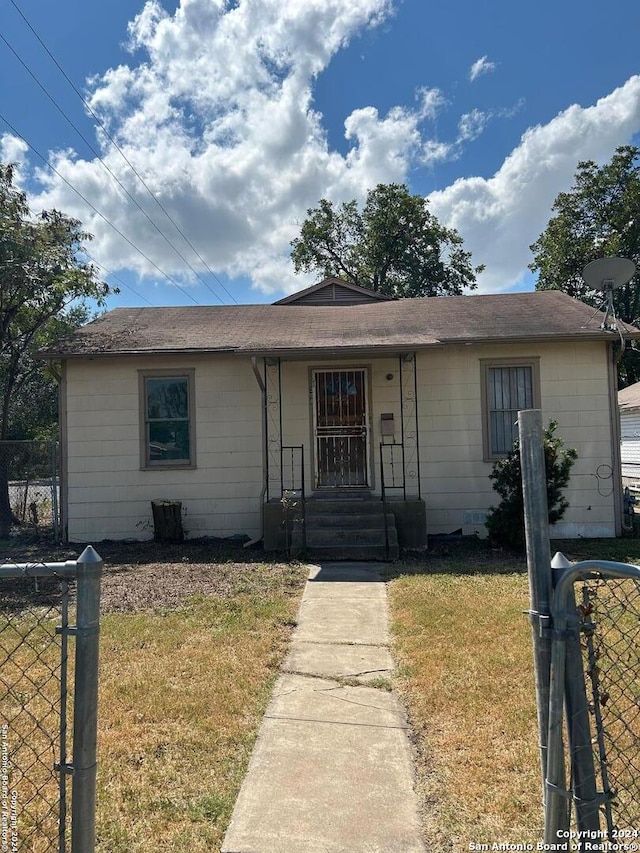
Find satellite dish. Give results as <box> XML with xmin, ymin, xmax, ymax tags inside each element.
<box><xmin>581</xmin><ymin>257</ymin><xmax>637</xmax><ymax>331</ymax></box>
<box><xmin>582</xmin><ymin>257</ymin><xmax>636</xmax><ymax>292</ymax></box>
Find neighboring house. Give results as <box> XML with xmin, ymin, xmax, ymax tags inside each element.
<box><xmin>619</xmin><ymin>381</ymin><xmax>640</xmax><ymax>484</ymax></box>
<box><xmin>40</xmin><ymin>278</ymin><xmax>633</xmax><ymax>553</ymax></box>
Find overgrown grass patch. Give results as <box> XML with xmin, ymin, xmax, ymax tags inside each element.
<box><xmin>95</xmin><ymin>590</ymin><xmax>301</xmax><ymax>852</ymax></box>
<box><xmin>1</xmin><ymin>544</ymin><xmax>307</xmax><ymax>853</ymax></box>
<box><xmin>387</xmin><ymin>537</ymin><xmax>640</xmax><ymax>850</ymax></box>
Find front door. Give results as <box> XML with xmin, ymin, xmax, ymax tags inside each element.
<box><xmin>313</xmin><ymin>368</ymin><xmax>369</xmax><ymax>488</ymax></box>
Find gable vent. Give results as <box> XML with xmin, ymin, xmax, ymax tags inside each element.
<box><xmin>292</xmin><ymin>282</ymin><xmax>381</xmax><ymax>305</ymax></box>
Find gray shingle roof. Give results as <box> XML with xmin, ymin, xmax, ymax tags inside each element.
<box><xmin>619</xmin><ymin>382</ymin><xmax>640</xmax><ymax>410</ymax></box>
<box><xmin>40</xmin><ymin>291</ymin><xmax>638</xmax><ymax>358</ymax></box>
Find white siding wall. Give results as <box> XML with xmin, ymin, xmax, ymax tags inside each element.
<box><xmin>65</xmin><ymin>355</ymin><xmax>263</xmax><ymax>542</ymax></box>
<box><xmin>64</xmin><ymin>341</ymin><xmax>617</xmax><ymax>542</ymax></box>
<box><xmin>620</xmin><ymin>410</ymin><xmax>640</xmax><ymax>480</ymax></box>
<box><xmin>415</xmin><ymin>341</ymin><xmax>616</xmax><ymax>538</ymax></box>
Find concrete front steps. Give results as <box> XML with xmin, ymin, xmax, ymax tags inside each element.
<box><xmin>304</xmin><ymin>495</ymin><xmax>399</xmax><ymax>560</ymax></box>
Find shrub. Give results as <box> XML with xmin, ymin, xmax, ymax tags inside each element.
<box><xmin>485</xmin><ymin>420</ymin><xmax>577</xmax><ymax>549</ymax></box>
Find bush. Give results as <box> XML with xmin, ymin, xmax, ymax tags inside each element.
<box><xmin>485</xmin><ymin>420</ymin><xmax>577</xmax><ymax>550</ymax></box>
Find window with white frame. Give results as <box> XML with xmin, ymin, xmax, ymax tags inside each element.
<box><xmin>140</xmin><ymin>370</ymin><xmax>195</xmax><ymax>468</ymax></box>
<box><xmin>481</xmin><ymin>359</ymin><xmax>540</xmax><ymax>459</ymax></box>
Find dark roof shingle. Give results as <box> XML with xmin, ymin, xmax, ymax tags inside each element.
<box><xmin>41</xmin><ymin>291</ymin><xmax>637</xmax><ymax>358</ymax></box>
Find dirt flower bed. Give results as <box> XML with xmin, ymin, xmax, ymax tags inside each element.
<box><xmin>0</xmin><ymin>537</ymin><xmax>306</xmax><ymax>613</ymax></box>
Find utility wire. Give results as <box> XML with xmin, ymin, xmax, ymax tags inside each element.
<box><xmin>0</xmin><ymin>28</ymin><xmax>229</xmax><ymax>305</ymax></box>
<box><xmin>6</xmin><ymin>0</ymin><xmax>239</xmax><ymax>305</ymax></box>
<box><xmin>0</xmin><ymin>113</ymin><xmax>201</xmax><ymax>305</ymax></box>
<box><xmin>81</xmin><ymin>253</ymin><xmax>158</xmax><ymax>307</ymax></box>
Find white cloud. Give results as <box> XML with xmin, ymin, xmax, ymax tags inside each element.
<box><xmin>343</xmin><ymin>105</ymin><xmax>425</xmax><ymax>192</ymax></box>
<box><xmin>0</xmin><ymin>133</ymin><xmax>28</xmax><ymax>165</ymax></box>
<box><xmin>457</xmin><ymin>109</ymin><xmax>488</xmax><ymax>142</ymax></box>
<box><xmin>0</xmin><ymin>134</ymin><xmax>30</xmax><ymax>186</ymax></box>
<box><xmin>469</xmin><ymin>55</ymin><xmax>496</xmax><ymax>82</ymax></box>
<box><xmin>16</xmin><ymin>0</ymin><xmax>640</xmax><ymax>301</ymax></box>
<box><xmin>416</xmin><ymin>86</ymin><xmax>446</xmax><ymax>120</ymax></box>
<box><xmin>421</xmin><ymin>139</ymin><xmax>451</xmax><ymax>165</ymax></box>
<box><xmin>28</xmin><ymin>0</ymin><xmax>417</xmax><ymax>296</ymax></box>
<box><xmin>428</xmin><ymin>75</ymin><xmax>640</xmax><ymax>293</ymax></box>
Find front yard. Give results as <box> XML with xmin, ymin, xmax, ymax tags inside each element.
<box><xmin>387</xmin><ymin>537</ymin><xmax>640</xmax><ymax>851</ymax></box>
<box><xmin>0</xmin><ymin>540</ymin><xmax>308</xmax><ymax>852</ymax></box>
<box><xmin>1</xmin><ymin>536</ymin><xmax>638</xmax><ymax>851</ymax></box>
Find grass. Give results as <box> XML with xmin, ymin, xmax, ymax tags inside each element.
<box><xmin>1</xmin><ymin>546</ymin><xmax>307</xmax><ymax>853</ymax></box>
<box><xmin>2</xmin><ymin>535</ymin><xmax>639</xmax><ymax>851</ymax></box>
<box><xmin>94</xmin><ymin>591</ymin><xmax>301</xmax><ymax>852</ymax></box>
<box><xmin>386</xmin><ymin>537</ymin><xmax>640</xmax><ymax>852</ymax></box>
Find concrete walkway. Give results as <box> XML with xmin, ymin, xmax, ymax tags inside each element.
<box><xmin>221</xmin><ymin>562</ymin><xmax>426</xmax><ymax>853</ymax></box>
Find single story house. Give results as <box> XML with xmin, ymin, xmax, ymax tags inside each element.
<box><xmin>619</xmin><ymin>381</ymin><xmax>640</xmax><ymax>484</ymax></box>
<box><xmin>41</xmin><ymin>277</ymin><xmax>633</xmax><ymax>555</ymax></box>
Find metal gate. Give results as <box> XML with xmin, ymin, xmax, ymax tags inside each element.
<box><xmin>312</xmin><ymin>369</ymin><xmax>369</xmax><ymax>488</ymax></box>
<box><xmin>0</xmin><ymin>547</ymin><xmax>102</xmax><ymax>852</ymax></box>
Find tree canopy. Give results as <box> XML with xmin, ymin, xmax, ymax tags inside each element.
<box><xmin>0</xmin><ymin>162</ymin><xmax>111</xmax><ymax>440</ymax></box>
<box><xmin>0</xmin><ymin>162</ymin><xmax>113</xmax><ymax>534</ymax></box>
<box><xmin>530</xmin><ymin>145</ymin><xmax>640</xmax><ymax>386</ymax></box>
<box><xmin>290</xmin><ymin>183</ymin><xmax>483</xmax><ymax>298</ymax></box>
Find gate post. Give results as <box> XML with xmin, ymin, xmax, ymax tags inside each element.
<box><xmin>518</xmin><ymin>410</ymin><xmax>569</xmax><ymax>830</ymax></box>
<box><xmin>71</xmin><ymin>546</ymin><xmax>102</xmax><ymax>853</ymax></box>
<box><xmin>519</xmin><ymin>412</ymin><xmax>553</xmax><ymax>791</ymax></box>
<box><xmin>551</xmin><ymin>556</ymin><xmax>601</xmax><ymax>834</ymax></box>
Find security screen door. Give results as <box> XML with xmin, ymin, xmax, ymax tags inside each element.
<box><xmin>313</xmin><ymin>368</ymin><xmax>369</xmax><ymax>488</ymax></box>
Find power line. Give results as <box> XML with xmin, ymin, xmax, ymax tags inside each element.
<box><xmin>0</xmin><ymin>30</ymin><xmax>222</xmax><ymax>304</ymax></box>
<box><xmin>0</xmin><ymin>113</ymin><xmax>201</xmax><ymax>305</ymax></box>
<box><xmin>81</xmin><ymin>254</ymin><xmax>158</xmax><ymax>307</ymax></box>
<box><xmin>6</xmin><ymin>0</ymin><xmax>239</xmax><ymax>305</ymax></box>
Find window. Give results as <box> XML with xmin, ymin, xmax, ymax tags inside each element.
<box><xmin>140</xmin><ymin>370</ymin><xmax>195</xmax><ymax>468</ymax></box>
<box><xmin>481</xmin><ymin>359</ymin><xmax>540</xmax><ymax>460</ymax></box>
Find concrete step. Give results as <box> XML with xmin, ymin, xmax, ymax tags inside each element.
<box><xmin>305</xmin><ymin>512</ymin><xmax>396</xmax><ymax>530</ymax></box>
<box><xmin>305</xmin><ymin>543</ymin><xmax>399</xmax><ymax>561</ymax></box>
<box><xmin>302</xmin><ymin>495</ymin><xmax>399</xmax><ymax>560</ymax></box>
<box><xmin>305</xmin><ymin>527</ymin><xmax>398</xmax><ymax>548</ymax></box>
<box><xmin>306</xmin><ymin>499</ymin><xmax>387</xmax><ymax>516</ymax></box>
<box><xmin>312</xmin><ymin>489</ymin><xmax>373</xmax><ymax>500</ymax></box>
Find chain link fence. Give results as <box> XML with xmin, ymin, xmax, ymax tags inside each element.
<box><xmin>542</xmin><ymin>559</ymin><xmax>640</xmax><ymax>843</ymax></box>
<box><xmin>518</xmin><ymin>410</ymin><xmax>640</xmax><ymax>844</ymax></box>
<box><xmin>0</xmin><ymin>550</ymin><xmax>102</xmax><ymax>852</ymax></box>
<box><xmin>579</xmin><ymin>575</ymin><xmax>640</xmax><ymax>832</ymax></box>
<box><xmin>1</xmin><ymin>572</ymin><xmax>69</xmax><ymax>852</ymax></box>
<box><xmin>0</xmin><ymin>441</ymin><xmax>60</xmax><ymax>541</ymax></box>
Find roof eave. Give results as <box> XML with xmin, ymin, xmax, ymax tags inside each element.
<box><xmin>36</xmin><ymin>346</ymin><xmax>240</xmax><ymax>360</ymax></box>
<box><xmin>38</xmin><ymin>328</ymin><xmax>629</xmax><ymax>360</ymax></box>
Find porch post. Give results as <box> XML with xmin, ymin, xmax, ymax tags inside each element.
<box><xmin>399</xmin><ymin>352</ymin><xmax>421</xmax><ymax>499</ymax></box>
<box><xmin>264</xmin><ymin>357</ymin><xmax>282</xmax><ymax>501</ymax></box>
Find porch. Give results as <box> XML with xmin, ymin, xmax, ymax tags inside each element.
<box><xmin>259</xmin><ymin>355</ymin><xmax>427</xmax><ymax>556</ymax></box>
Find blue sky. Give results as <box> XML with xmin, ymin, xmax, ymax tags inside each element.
<box><xmin>1</xmin><ymin>0</ymin><xmax>640</xmax><ymax>308</ymax></box>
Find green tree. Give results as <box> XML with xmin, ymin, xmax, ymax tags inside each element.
<box><xmin>1</xmin><ymin>305</ymin><xmax>91</xmax><ymax>441</ymax></box>
<box><xmin>291</xmin><ymin>183</ymin><xmax>484</xmax><ymax>298</ymax></box>
<box><xmin>485</xmin><ymin>421</ymin><xmax>578</xmax><ymax>550</ymax></box>
<box><xmin>530</xmin><ymin>145</ymin><xmax>640</xmax><ymax>386</ymax></box>
<box><xmin>0</xmin><ymin>162</ymin><xmax>112</xmax><ymax>534</ymax></box>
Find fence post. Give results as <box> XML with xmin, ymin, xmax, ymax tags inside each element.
<box><xmin>50</xmin><ymin>440</ymin><xmax>59</xmax><ymax>541</ymax></box>
<box><xmin>71</xmin><ymin>546</ymin><xmax>102</xmax><ymax>853</ymax></box>
<box><xmin>518</xmin><ymin>410</ymin><xmax>568</xmax><ymax>828</ymax></box>
<box><xmin>552</xmin><ymin>557</ymin><xmax>601</xmax><ymax>835</ymax></box>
